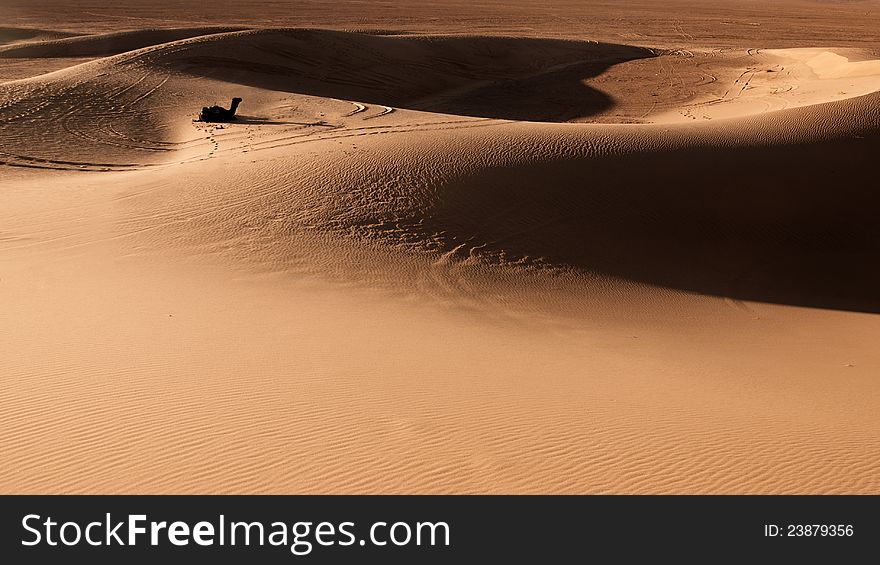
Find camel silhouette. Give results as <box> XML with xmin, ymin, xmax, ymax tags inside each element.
<box><xmin>200</xmin><ymin>97</ymin><xmax>242</xmax><ymax>122</ymax></box>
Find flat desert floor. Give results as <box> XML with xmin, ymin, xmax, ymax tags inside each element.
<box><xmin>1</xmin><ymin>1</ymin><xmax>879</xmax><ymax>493</ymax></box>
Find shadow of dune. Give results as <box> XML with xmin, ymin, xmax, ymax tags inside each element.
<box><xmin>417</xmin><ymin>129</ymin><xmax>880</xmax><ymax>313</ymax></box>
<box><xmin>156</xmin><ymin>29</ymin><xmax>654</xmax><ymax>122</ymax></box>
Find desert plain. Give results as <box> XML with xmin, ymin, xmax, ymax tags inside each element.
<box><xmin>1</xmin><ymin>0</ymin><xmax>879</xmax><ymax>493</ymax></box>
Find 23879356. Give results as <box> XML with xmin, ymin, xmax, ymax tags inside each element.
<box><xmin>764</xmin><ymin>524</ymin><xmax>854</xmax><ymax>537</ymax></box>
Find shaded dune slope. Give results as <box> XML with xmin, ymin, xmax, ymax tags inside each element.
<box><xmin>163</xmin><ymin>94</ymin><xmax>877</xmax><ymax>313</ymax></box>
<box><xmin>332</xmin><ymin>112</ymin><xmax>879</xmax><ymax>313</ymax></box>
<box><xmin>121</xmin><ymin>29</ymin><xmax>657</xmax><ymax>121</ymax></box>
<box><xmin>2</xmin><ymin>28</ymin><xmax>879</xmax><ymax>313</ymax></box>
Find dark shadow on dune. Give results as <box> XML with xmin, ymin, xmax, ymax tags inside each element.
<box><xmin>417</xmin><ymin>133</ymin><xmax>880</xmax><ymax>313</ymax></box>
<box><xmin>164</xmin><ymin>29</ymin><xmax>655</xmax><ymax>122</ymax></box>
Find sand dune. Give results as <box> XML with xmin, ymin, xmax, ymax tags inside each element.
<box><xmin>0</xmin><ymin>27</ymin><xmax>78</xmax><ymax>46</ymax></box>
<box><xmin>2</xmin><ymin>18</ymin><xmax>879</xmax><ymax>494</ymax></box>
<box><xmin>3</xmin><ymin>29</ymin><xmax>878</xmax><ymax>310</ymax></box>
<box><xmin>0</xmin><ymin>27</ymin><xmax>246</xmax><ymax>58</ymax></box>
<box><xmin>0</xmin><ymin>27</ymin><xmax>85</xmax><ymax>80</ymax></box>
<box><xmin>0</xmin><ymin>27</ymin><xmax>247</xmax><ymax>81</ymax></box>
